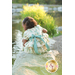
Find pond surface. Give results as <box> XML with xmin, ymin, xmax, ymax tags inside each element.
<box><xmin>12</xmin><ymin>4</ymin><xmax>62</xmax><ymax>75</ymax></box>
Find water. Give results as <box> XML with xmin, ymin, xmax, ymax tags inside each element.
<box><xmin>12</xmin><ymin>4</ymin><xmax>62</xmax><ymax>75</ymax></box>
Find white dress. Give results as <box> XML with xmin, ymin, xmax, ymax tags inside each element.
<box><xmin>12</xmin><ymin>25</ymin><xmax>56</xmax><ymax>75</ymax></box>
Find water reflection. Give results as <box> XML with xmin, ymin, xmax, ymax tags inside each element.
<box><xmin>12</xmin><ymin>30</ymin><xmax>23</xmax><ymax>52</ymax></box>
<box><xmin>12</xmin><ymin>22</ymin><xmax>24</xmax><ymax>55</ymax></box>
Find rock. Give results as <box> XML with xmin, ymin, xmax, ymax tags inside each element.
<box><xmin>51</xmin><ymin>35</ymin><xmax>62</xmax><ymax>54</ymax></box>
<box><xmin>12</xmin><ymin>50</ymin><xmax>59</xmax><ymax>75</ymax></box>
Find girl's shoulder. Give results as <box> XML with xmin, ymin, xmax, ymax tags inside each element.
<box><xmin>37</xmin><ymin>24</ymin><xmax>41</xmax><ymax>28</ymax></box>
<box><xmin>36</xmin><ymin>25</ymin><xmax>43</xmax><ymax>30</ymax></box>
<box><xmin>24</xmin><ymin>25</ymin><xmax>42</xmax><ymax>35</ymax></box>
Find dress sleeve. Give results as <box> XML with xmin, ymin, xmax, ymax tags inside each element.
<box><xmin>37</xmin><ymin>25</ymin><xmax>47</xmax><ymax>32</ymax></box>
<box><xmin>23</xmin><ymin>31</ymin><xmax>29</xmax><ymax>40</ymax></box>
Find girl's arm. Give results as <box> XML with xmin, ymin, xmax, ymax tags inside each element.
<box><xmin>22</xmin><ymin>39</ymin><xmax>28</xmax><ymax>47</ymax></box>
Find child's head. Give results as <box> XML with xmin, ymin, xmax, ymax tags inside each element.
<box><xmin>22</xmin><ymin>17</ymin><xmax>37</xmax><ymax>30</ymax></box>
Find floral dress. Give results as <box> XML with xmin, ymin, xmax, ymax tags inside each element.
<box><xmin>23</xmin><ymin>25</ymin><xmax>50</xmax><ymax>54</ymax></box>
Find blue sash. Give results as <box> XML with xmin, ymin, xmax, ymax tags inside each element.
<box><xmin>29</xmin><ymin>34</ymin><xmax>50</xmax><ymax>54</ymax></box>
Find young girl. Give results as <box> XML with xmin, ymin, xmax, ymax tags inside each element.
<box><xmin>12</xmin><ymin>17</ymin><xmax>56</xmax><ymax>75</ymax></box>
<box><xmin>22</xmin><ymin>17</ymin><xmax>50</xmax><ymax>54</ymax></box>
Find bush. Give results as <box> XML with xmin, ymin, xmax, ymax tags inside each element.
<box><xmin>20</xmin><ymin>4</ymin><xmax>57</xmax><ymax>37</ymax></box>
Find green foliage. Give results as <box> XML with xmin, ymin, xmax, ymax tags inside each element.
<box><xmin>12</xmin><ymin>0</ymin><xmax>62</xmax><ymax>4</ymax></box>
<box><xmin>54</xmin><ymin>31</ymin><xmax>62</xmax><ymax>37</ymax></box>
<box><xmin>20</xmin><ymin>4</ymin><xmax>57</xmax><ymax>37</ymax></box>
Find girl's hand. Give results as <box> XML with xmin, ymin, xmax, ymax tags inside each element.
<box><xmin>23</xmin><ymin>43</ymin><xmax>25</xmax><ymax>47</ymax></box>
<box><xmin>42</xmin><ymin>29</ymin><xmax>47</xmax><ymax>33</ymax></box>
<box><xmin>22</xmin><ymin>39</ymin><xmax>24</xmax><ymax>42</ymax></box>
<box><xmin>22</xmin><ymin>39</ymin><xmax>28</xmax><ymax>47</ymax></box>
